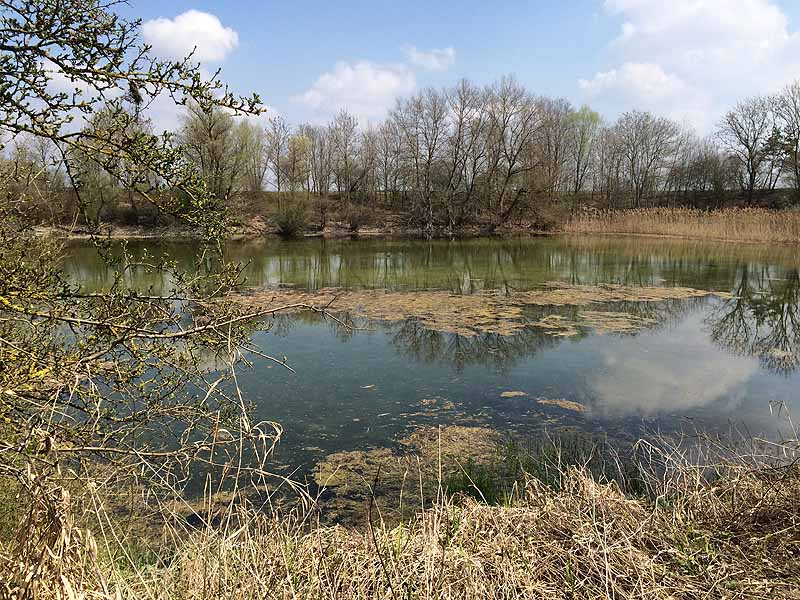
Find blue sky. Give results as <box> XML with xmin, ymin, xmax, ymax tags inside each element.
<box><xmin>122</xmin><ymin>0</ymin><xmax>800</xmax><ymax>132</ymax></box>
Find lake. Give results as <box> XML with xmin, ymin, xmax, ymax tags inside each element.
<box><xmin>64</xmin><ymin>234</ymin><xmax>800</xmax><ymax>513</ymax></box>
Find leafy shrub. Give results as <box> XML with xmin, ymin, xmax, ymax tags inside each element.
<box><xmin>273</xmin><ymin>199</ymin><xmax>309</xmax><ymax>238</ymax></box>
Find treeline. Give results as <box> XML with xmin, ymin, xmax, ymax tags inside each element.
<box><xmin>6</xmin><ymin>77</ymin><xmax>800</xmax><ymax>233</ymax></box>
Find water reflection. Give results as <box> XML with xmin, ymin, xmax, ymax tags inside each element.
<box><xmin>64</xmin><ymin>235</ymin><xmax>800</xmax><ymax>295</ymax></box>
<box><xmin>707</xmin><ymin>266</ymin><xmax>800</xmax><ymax>375</ymax></box>
<box><xmin>63</xmin><ymin>235</ymin><xmax>800</xmax><ymax>466</ymax></box>
<box><xmin>590</xmin><ymin>312</ymin><xmax>759</xmax><ymax>417</ymax></box>
<box><xmin>389</xmin><ymin>319</ymin><xmax>560</xmax><ymax>371</ymax></box>
<box><xmin>375</xmin><ymin>296</ymin><xmax>702</xmax><ymax>372</ymax></box>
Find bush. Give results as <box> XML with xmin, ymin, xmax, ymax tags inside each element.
<box><xmin>529</xmin><ymin>201</ymin><xmax>571</xmax><ymax>231</ymax></box>
<box><xmin>342</xmin><ymin>203</ymin><xmax>372</xmax><ymax>233</ymax></box>
<box><xmin>273</xmin><ymin>199</ymin><xmax>309</xmax><ymax>238</ymax></box>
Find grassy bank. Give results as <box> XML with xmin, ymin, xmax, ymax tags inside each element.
<box><xmin>144</xmin><ymin>467</ymin><xmax>798</xmax><ymax>599</ymax></box>
<box><xmin>5</xmin><ymin>443</ymin><xmax>799</xmax><ymax>599</ymax></box>
<box><xmin>563</xmin><ymin>207</ymin><xmax>800</xmax><ymax>243</ymax></box>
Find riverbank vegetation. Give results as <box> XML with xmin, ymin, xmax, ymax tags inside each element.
<box><xmin>7</xmin><ymin>56</ymin><xmax>800</xmax><ymax>239</ymax></box>
<box><xmin>7</xmin><ymin>427</ymin><xmax>800</xmax><ymax>599</ymax></box>
<box><xmin>0</xmin><ymin>2</ymin><xmax>310</xmax><ymax>597</ymax></box>
<box><xmin>564</xmin><ymin>207</ymin><xmax>800</xmax><ymax>243</ymax></box>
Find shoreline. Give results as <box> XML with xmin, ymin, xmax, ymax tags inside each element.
<box><xmin>558</xmin><ymin>230</ymin><xmax>800</xmax><ymax>245</ymax></box>
<box><xmin>36</xmin><ymin>224</ymin><xmax>800</xmax><ymax>246</ymax></box>
<box><xmin>34</xmin><ymin>222</ymin><xmax>555</xmax><ymax>242</ymax></box>
<box><xmin>31</xmin><ymin>206</ymin><xmax>800</xmax><ymax>245</ymax></box>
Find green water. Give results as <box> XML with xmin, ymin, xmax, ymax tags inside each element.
<box><xmin>64</xmin><ymin>235</ymin><xmax>800</xmax><ymax>481</ymax></box>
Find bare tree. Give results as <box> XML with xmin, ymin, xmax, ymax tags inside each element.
<box><xmin>329</xmin><ymin>110</ymin><xmax>360</xmax><ymax>202</ymax></box>
<box><xmin>716</xmin><ymin>96</ymin><xmax>774</xmax><ymax>201</ymax></box>
<box><xmin>593</xmin><ymin>125</ymin><xmax>624</xmax><ymax>205</ymax></box>
<box><xmin>615</xmin><ymin>110</ymin><xmax>680</xmax><ymax>207</ymax></box>
<box><xmin>376</xmin><ymin>120</ymin><xmax>402</xmax><ymax>205</ymax></box>
<box><xmin>483</xmin><ymin>76</ymin><xmax>542</xmax><ymax>227</ymax></box>
<box><xmin>239</xmin><ymin>119</ymin><xmax>269</xmax><ymax>193</ymax></box>
<box><xmin>442</xmin><ymin>79</ymin><xmax>489</xmax><ymax>228</ymax></box>
<box><xmin>392</xmin><ymin>88</ymin><xmax>449</xmax><ymax>233</ymax></box>
<box><xmin>774</xmin><ymin>81</ymin><xmax>800</xmax><ymax>193</ymax></box>
<box><xmin>301</xmin><ymin>124</ymin><xmax>333</xmax><ymax>197</ymax></box>
<box><xmin>537</xmin><ymin>97</ymin><xmax>573</xmax><ymax>196</ymax></box>
<box><xmin>265</xmin><ymin>116</ymin><xmax>291</xmax><ymax>193</ymax></box>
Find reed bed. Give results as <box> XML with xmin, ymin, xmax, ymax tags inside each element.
<box><xmin>134</xmin><ymin>470</ymin><xmax>798</xmax><ymax>599</ymax></box>
<box><xmin>564</xmin><ymin>208</ymin><xmax>800</xmax><ymax>243</ymax></box>
<box><xmin>4</xmin><ymin>448</ymin><xmax>799</xmax><ymax>599</ymax></box>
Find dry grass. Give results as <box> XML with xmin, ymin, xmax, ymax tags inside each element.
<box><xmin>4</xmin><ymin>442</ymin><xmax>799</xmax><ymax>600</ymax></box>
<box><xmin>74</xmin><ymin>468</ymin><xmax>800</xmax><ymax>598</ymax></box>
<box><xmin>564</xmin><ymin>207</ymin><xmax>800</xmax><ymax>243</ymax></box>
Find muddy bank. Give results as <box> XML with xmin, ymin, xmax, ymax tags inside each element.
<box><xmin>34</xmin><ymin>218</ymin><xmax>552</xmax><ymax>241</ymax></box>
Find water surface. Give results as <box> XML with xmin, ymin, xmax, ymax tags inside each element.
<box><xmin>65</xmin><ymin>235</ymin><xmax>800</xmax><ymax>480</ymax></box>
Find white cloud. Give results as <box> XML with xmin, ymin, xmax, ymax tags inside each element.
<box><xmin>293</xmin><ymin>61</ymin><xmax>416</xmax><ymax>122</ymax></box>
<box><xmin>142</xmin><ymin>10</ymin><xmax>239</xmax><ymax>62</ymax></box>
<box><xmin>589</xmin><ymin>316</ymin><xmax>758</xmax><ymax>418</ymax></box>
<box><xmin>579</xmin><ymin>62</ymin><xmax>713</xmax><ymax>129</ymax></box>
<box><xmin>580</xmin><ymin>0</ymin><xmax>800</xmax><ymax>131</ymax></box>
<box><xmin>579</xmin><ymin>62</ymin><xmax>689</xmax><ymax>100</ymax></box>
<box><xmin>402</xmin><ymin>45</ymin><xmax>456</xmax><ymax>71</ymax></box>
<box><xmin>143</xmin><ymin>92</ymin><xmax>187</xmax><ymax>133</ymax></box>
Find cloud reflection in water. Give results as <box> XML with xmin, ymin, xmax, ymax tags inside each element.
<box><xmin>590</xmin><ymin>312</ymin><xmax>759</xmax><ymax>418</ymax></box>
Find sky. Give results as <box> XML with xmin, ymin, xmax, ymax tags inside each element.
<box><xmin>119</xmin><ymin>0</ymin><xmax>800</xmax><ymax>133</ymax></box>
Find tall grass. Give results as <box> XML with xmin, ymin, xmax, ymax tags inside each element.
<box><xmin>564</xmin><ymin>207</ymin><xmax>800</xmax><ymax>243</ymax></box>
<box><xmin>4</xmin><ymin>430</ymin><xmax>798</xmax><ymax>599</ymax></box>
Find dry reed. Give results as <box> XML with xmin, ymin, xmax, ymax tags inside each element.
<box><xmin>4</xmin><ymin>439</ymin><xmax>799</xmax><ymax>600</ymax></box>
<box><xmin>564</xmin><ymin>208</ymin><xmax>800</xmax><ymax>243</ymax></box>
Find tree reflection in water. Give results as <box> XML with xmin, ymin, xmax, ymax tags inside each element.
<box><xmin>707</xmin><ymin>266</ymin><xmax>800</xmax><ymax>375</ymax></box>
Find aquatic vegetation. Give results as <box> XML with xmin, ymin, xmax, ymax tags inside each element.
<box><xmin>500</xmin><ymin>390</ymin><xmax>528</xmax><ymax>398</ymax></box>
<box><xmin>534</xmin><ymin>310</ymin><xmax>659</xmax><ymax>337</ymax></box>
<box><xmin>311</xmin><ymin>426</ymin><xmax>641</xmax><ymax>524</ymax></box>
<box><xmin>536</xmin><ymin>398</ymin><xmax>588</xmax><ymax>413</ymax></box>
<box><xmin>416</xmin><ymin>396</ymin><xmax>454</xmax><ymax>409</ymax></box>
<box><xmin>234</xmin><ymin>282</ymin><xmax>730</xmax><ymax>339</ymax></box>
<box><xmin>313</xmin><ymin>425</ymin><xmax>505</xmax><ymax>522</ymax></box>
<box><xmin>314</xmin><ymin>425</ymin><xmax>503</xmax><ymax>490</ymax></box>
<box><xmin>397</xmin><ymin>398</ymin><xmax>462</xmax><ymax>423</ymax></box>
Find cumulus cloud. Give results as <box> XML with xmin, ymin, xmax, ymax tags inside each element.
<box><xmin>579</xmin><ymin>61</ymin><xmax>713</xmax><ymax>128</ymax></box>
<box><xmin>589</xmin><ymin>315</ymin><xmax>758</xmax><ymax>418</ymax></box>
<box><xmin>579</xmin><ymin>62</ymin><xmax>690</xmax><ymax>101</ymax></box>
<box><xmin>293</xmin><ymin>61</ymin><xmax>416</xmax><ymax>122</ymax></box>
<box><xmin>43</xmin><ymin>59</ymin><xmax>96</xmax><ymax>97</ymax></box>
<box><xmin>142</xmin><ymin>10</ymin><xmax>239</xmax><ymax>62</ymax></box>
<box><xmin>402</xmin><ymin>45</ymin><xmax>456</xmax><ymax>71</ymax></box>
<box><xmin>580</xmin><ymin>0</ymin><xmax>800</xmax><ymax>131</ymax></box>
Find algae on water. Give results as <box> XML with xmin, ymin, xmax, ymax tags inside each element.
<box><xmin>234</xmin><ymin>282</ymin><xmax>730</xmax><ymax>339</ymax></box>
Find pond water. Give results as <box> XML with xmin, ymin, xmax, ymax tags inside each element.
<box><xmin>65</xmin><ymin>235</ymin><xmax>800</xmax><ymax>501</ymax></box>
